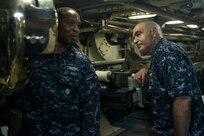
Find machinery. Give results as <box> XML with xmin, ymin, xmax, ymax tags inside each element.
<box><xmin>0</xmin><ymin>0</ymin><xmax>204</xmax><ymax>136</ymax></box>
<box><xmin>0</xmin><ymin>0</ymin><xmax>57</xmax><ymax>135</ymax></box>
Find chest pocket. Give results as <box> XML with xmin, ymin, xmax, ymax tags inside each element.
<box><xmin>57</xmin><ymin>66</ymin><xmax>82</xmax><ymax>88</ymax></box>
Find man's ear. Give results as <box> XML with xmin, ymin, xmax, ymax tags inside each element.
<box><xmin>151</xmin><ymin>27</ymin><xmax>157</xmax><ymax>38</ymax></box>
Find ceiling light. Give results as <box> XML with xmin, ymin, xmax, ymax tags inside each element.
<box><xmin>186</xmin><ymin>24</ymin><xmax>198</xmax><ymax>28</ymax></box>
<box><xmin>165</xmin><ymin>20</ymin><xmax>184</xmax><ymax>24</ymax></box>
<box><xmin>128</xmin><ymin>14</ymin><xmax>157</xmax><ymax>19</ymax></box>
<box><xmin>23</xmin><ymin>0</ymin><xmax>32</xmax><ymax>3</ymax></box>
<box><xmin>13</xmin><ymin>12</ymin><xmax>24</xmax><ymax>18</ymax></box>
<box><xmin>202</xmin><ymin>28</ymin><xmax>204</xmax><ymax>31</ymax></box>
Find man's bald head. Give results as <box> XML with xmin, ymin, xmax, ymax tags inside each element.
<box><xmin>137</xmin><ymin>21</ymin><xmax>163</xmax><ymax>38</ymax></box>
<box><xmin>57</xmin><ymin>7</ymin><xmax>80</xmax><ymax>22</ymax></box>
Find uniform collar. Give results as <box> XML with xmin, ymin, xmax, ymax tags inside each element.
<box><xmin>152</xmin><ymin>38</ymin><xmax>166</xmax><ymax>54</ymax></box>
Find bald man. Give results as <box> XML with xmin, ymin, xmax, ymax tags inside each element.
<box><xmin>132</xmin><ymin>21</ymin><xmax>204</xmax><ymax>136</ymax></box>
<box><xmin>18</xmin><ymin>7</ymin><xmax>100</xmax><ymax>136</ymax></box>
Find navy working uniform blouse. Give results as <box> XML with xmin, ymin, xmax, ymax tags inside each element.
<box><xmin>149</xmin><ymin>38</ymin><xmax>204</xmax><ymax>136</ymax></box>
<box><xmin>200</xmin><ymin>65</ymin><xmax>204</xmax><ymax>93</ymax></box>
<box><xmin>20</xmin><ymin>46</ymin><xmax>100</xmax><ymax>136</ymax></box>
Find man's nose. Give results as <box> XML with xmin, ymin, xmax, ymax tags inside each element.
<box><xmin>73</xmin><ymin>24</ymin><xmax>80</xmax><ymax>33</ymax></box>
<box><xmin>133</xmin><ymin>37</ymin><xmax>139</xmax><ymax>45</ymax></box>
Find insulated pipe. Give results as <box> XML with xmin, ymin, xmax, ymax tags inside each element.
<box><xmin>95</xmin><ymin>70</ymin><xmax>112</xmax><ymax>82</ymax></box>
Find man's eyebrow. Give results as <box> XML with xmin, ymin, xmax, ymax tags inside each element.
<box><xmin>134</xmin><ymin>31</ymin><xmax>141</xmax><ymax>36</ymax></box>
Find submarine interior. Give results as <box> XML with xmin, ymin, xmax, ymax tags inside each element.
<box><xmin>0</xmin><ymin>0</ymin><xmax>204</xmax><ymax>136</ymax></box>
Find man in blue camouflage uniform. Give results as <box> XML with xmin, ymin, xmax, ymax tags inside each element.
<box><xmin>132</xmin><ymin>21</ymin><xmax>204</xmax><ymax>136</ymax></box>
<box><xmin>18</xmin><ymin>7</ymin><xmax>100</xmax><ymax>136</ymax></box>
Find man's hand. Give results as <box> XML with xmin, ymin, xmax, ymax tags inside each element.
<box><xmin>132</xmin><ymin>67</ymin><xmax>148</xmax><ymax>87</ymax></box>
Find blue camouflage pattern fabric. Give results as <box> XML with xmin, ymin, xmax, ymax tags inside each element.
<box><xmin>19</xmin><ymin>46</ymin><xmax>100</xmax><ymax>136</ymax></box>
<box><xmin>199</xmin><ymin>65</ymin><xmax>204</xmax><ymax>93</ymax></box>
<box><xmin>149</xmin><ymin>38</ymin><xmax>204</xmax><ymax>136</ymax></box>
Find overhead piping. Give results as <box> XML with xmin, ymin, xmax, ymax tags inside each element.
<box><xmin>184</xmin><ymin>1</ymin><xmax>204</xmax><ymax>9</ymax></box>
<box><xmin>79</xmin><ymin>1</ymin><xmax>202</xmax><ymax>27</ymax></box>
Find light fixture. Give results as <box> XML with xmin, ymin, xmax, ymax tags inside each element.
<box><xmin>23</xmin><ymin>0</ymin><xmax>32</xmax><ymax>3</ymax></box>
<box><xmin>201</xmin><ymin>28</ymin><xmax>204</xmax><ymax>31</ymax></box>
<box><xmin>186</xmin><ymin>24</ymin><xmax>199</xmax><ymax>28</ymax></box>
<box><xmin>128</xmin><ymin>13</ymin><xmax>157</xmax><ymax>19</ymax></box>
<box><xmin>165</xmin><ymin>20</ymin><xmax>184</xmax><ymax>25</ymax></box>
<box><xmin>13</xmin><ymin>12</ymin><xmax>24</xmax><ymax>18</ymax></box>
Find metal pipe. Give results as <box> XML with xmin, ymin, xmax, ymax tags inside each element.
<box><xmin>163</xmin><ymin>27</ymin><xmax>190</xmax><ymax>33</ymax></box>
<box><xmin>80</xmin><ymin>27</ymin><xmax>98</xmax><ymax>33</ymax></box>
<box><xmin>92</xmin><ymin>58</ymin><xmax>125</xmax><ymax>66</ymax></box>
<box><xmin>164</xmin><ymin>33</ymin><xmax>204</xmax><ymax>40</ymax></box>
<box><xmin>107</xmin><ymin>20</ymin><xmax>135</xmax><ymax>28</ymax></box>
<box><xmin>104</xmin><ymin>24</ymin><xmax>131</xmax><ymax>33</ymax></box>
<box><xmin>185</xmin><ymin>1</ymin><xmax>204</xmax><ymax>9</ymax></box>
